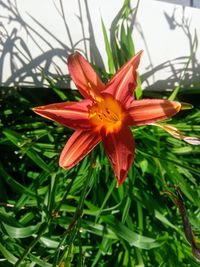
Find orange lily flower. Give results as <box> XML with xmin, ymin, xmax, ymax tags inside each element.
<box><xmin>33</xmin><ymin>51</ymin><xmax>181</xmax><ymax>186</ymax></box>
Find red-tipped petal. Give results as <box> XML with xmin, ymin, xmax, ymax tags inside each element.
<box><xmin>59</xmin><ymin>129</ymin><xmax>101</xmax><ymax>168</ymax></box>
<box><xmin>103</xmin><ymin>50</ymin><xmax>143</xmax><ymax>105</ymax></box>
<box><xmin>68</xmin><ymin>52</ymin><xmax>105</xmax><ymax>100</ymax></box>
<box><xmin>101</xmin><ymin>127</ymin><xmax>135</xmax><ymax>187</ymax></box>
<box><xmin>33</xmin><ymin>99</ymin><xmax>92</xmax><ymax>129</ymax></box>
<box><xmin>127</xmin><ymin>99</ymin><xmax>181</xmax><ymax>126</ymax></box>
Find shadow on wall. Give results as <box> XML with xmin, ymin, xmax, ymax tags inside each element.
<box><xmin>136</xmin><ymin>6</ymin><xmax>200</xmax><ymax>91</ymax></box>
<box><xmin>0</xmin><ymin>1</ymin><xmax>199</xmax><ymax>92</ymax></box>
<box><xmin>0</xmin><ymin>0</ymin><xmax>105</xmax><ymax>88</ymax></box>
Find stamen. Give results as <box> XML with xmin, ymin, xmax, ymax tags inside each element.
<box><xmin>89</xmin><ymin>95</ymin><xmax>124</xmax><ymax>132</ymax></box>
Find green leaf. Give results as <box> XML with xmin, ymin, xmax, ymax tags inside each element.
<box><xmin>2</xmin><ymin>222</ymin><xmax>42</xmax><ymax>238</ymax></box>
<box><xmin>3</xmin><ymin>129</ymin><xmax>51</xmax><ymax>172</ymax></box>
<box><xmin>42</xmin><ymin>73</ymin><xmax>68</xmax><ymax>101</ymax></box>
<box><xmin>0</xmin><ymin>163</ymin><xmax>37</xmax><ymax>199</ymax></box>
<box><xmin>121</xmin><ymin>196</ymin><xmax>131</xmax><ymax>223</ymax></box>
<box><xmin>155</xmin><ymin>210</ymin><xmax>180</xmax><ymax>232</ymax></box>
<box><xmin>101</xmin><ymin>18</ymin><xmax>115</xmax><ymax>74</ymax></box>
<box><xmin>0</xmin><ymin>242</ymin><xmax>18</xmax><ymax>264</ymax></box>
<box><xmin>102</xmin><ymin>216</ymin><xmax>165</xmax><ymax>249</ymax></box>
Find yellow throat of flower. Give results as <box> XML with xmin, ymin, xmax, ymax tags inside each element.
<box><xmin>89</xmin><ymin>95</ymin><xmax>124</xmax><ymax>133</ymax></box>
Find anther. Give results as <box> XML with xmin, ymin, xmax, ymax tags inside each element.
<box><xmin>102</xmin><ymin>113</ymin><xmax>107</xmax><ymax>118</ymax></box>
<box><xmin>98</xmin><ymin>114</ymin><xmax>103</xmax><ymax>120</ymax></box>
<box><xmin>106</xmin><ymin>108</ymin><xmax>110</xmax><ymax>114</ymax></box>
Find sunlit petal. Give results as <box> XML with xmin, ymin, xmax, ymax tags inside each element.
<box><xmin>103</xmin><ymin>50</ymin><xmax>143</xmax><ymax>105</ymax></box>
<box><xmin>33</xmin><ymin>99</ymin><xmax>92</xmax><ymax>129</ymax></box>
<box><xmin>101</xmin><ymin>127</ymin><xmax>135</xmax><ymax>187</ymax></box>
<box><xmin>127</xmin><ymin>99</ymin><xmax>181</xmax><ymax>126</ymax></box>
<box><xmin>68</xmin><ymin>52</ymin><xmax>105</xmax><ymax>100</ymax></box>
<box><xmin>59</xmin><ymin>129</ymin><xmax>101</xmax><ymax>168</ymax></box>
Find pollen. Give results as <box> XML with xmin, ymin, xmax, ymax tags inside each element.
<box><xmin>89</xmin><ymin>95</ymin><xmax>125</xmax><ymax>133</ymax></box>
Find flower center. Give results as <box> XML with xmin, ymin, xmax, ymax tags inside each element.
<box><xmin>89</xmin><ymin>95</ymin><xmax>124</xmax><ymax>133</ymax></box>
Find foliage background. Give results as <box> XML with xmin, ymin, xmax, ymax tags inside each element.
<box><xmin>1</xmin><ymin>1</ymin><xmax>200</xmax><ymax>266</ymax></box>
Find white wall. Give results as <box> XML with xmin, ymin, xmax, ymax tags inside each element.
<box><xmin>156</xmin><ymin>0</ymin><xmax>200</xmax><ymax>8</ymax></box>
<box><xmin>135</xmin><ymin>0</ymin><xmax>200</xmax><ymax>90</ymax></box>
<box><xmin>0</xmin><ymin>0</ymin><xmax>200</xmax><ymax>91</ymax></box>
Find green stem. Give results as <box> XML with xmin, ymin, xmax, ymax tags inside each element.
<box><xmin>55</xmin><ymin>178</ymin><xmax>74</xmax><ymax>212</ymax></box>
<box><xmin>14</xmin><ymin>222</ymin><xmax>49</xmax><ymax>267</ymax></box>
<box><xmin>95</xmin><ymin>179</ymin><xmax>116</xmax><ymax>223</ymax></box>
<box><xmin>53</xmin><ymin>154</ymin><xmax>95</xmax><ymax>266</ymax></box>
<box><xmin>137</xmin><ymin>201</ymin><xmax>143</xmax><ymax>233</ymax></box>
<box><xmin>77</xmin><ymin>224</ymin><xmax>83</xmax><ymax>267</ymax></box>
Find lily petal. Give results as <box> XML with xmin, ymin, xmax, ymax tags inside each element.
<box><xmin>127</xmin><ymin>99</ymin><xmax>181</xmax><ymax>126</ymax></box>
<box><xmin>101</xmin><ymin>127</ymin><xmax>135</xmax><ymax>187</ymax></box>
<box><xmin>33</xmin><ymin>99</ymin><xmax>92</xmax><ymax>129</ymax></box>
<box><xmin>68</xmin><ymin>52</ymin><xmax>105</xmax><ymax>100</ymax></box>
<box><xmin>103</xmin><ymin>50</ymin><xmax>143</xmax><ymax>105</ymax></box>
<box><xmin>59</xmin><ymin>129</ymin><xmax>101</xmax><ymax>168</ymax></box>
